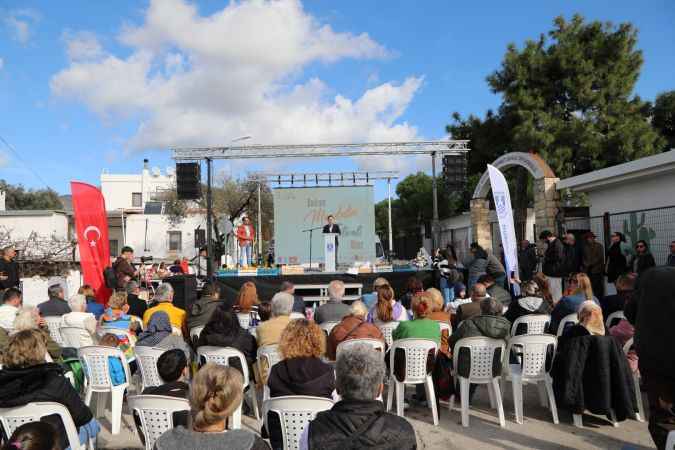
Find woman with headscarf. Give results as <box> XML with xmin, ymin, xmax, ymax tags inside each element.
<box><xmin>196</xmin><ymin>307</ymin><xmax>257</xmax><ymax>374</ymax></box>
<box><xmin>136</xmin><ymin>311</ymin><xmax>191</xmax><ymax>361</ymax></box>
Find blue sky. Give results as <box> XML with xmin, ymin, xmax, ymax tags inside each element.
<box><xmin>1</xmin><ymin>0</ymin><xmax>674</xmax><ymax>201</ymax></box>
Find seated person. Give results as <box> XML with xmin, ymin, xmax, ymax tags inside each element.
<box><xmin>143</xmin><ymin>284</ymin><xmax>186</xmax><ymax>333</ymax></box>
<box><xmin>255</xmin><ymin>292</ymin><xmax>292</xmax><ymax>347</ymax></box>
<box><xmin>314</xmin><ymin>280</ymin><xmax>350</xmax><ymax>324</ymax></box>
<box><xmin>13</xmin><ymin>307</ymin><xmax>62</xmax><ymax>361</ymax></box>
<box><xmin>154</xmin><ymin>363</ymin><xmax>270</xmax><ymax>449</ymax></box>
<box><xmin>187</xmin><ymin>282</ymin><xmax>231</xmax><ymax>330</ymax></box>
<box><xmin>549</xmin><ymin>273</ymin><xmax>599</xmax><ymax>334</ymax></box>
<box><xmin>62</xmin><ymin>293</ymin><xmax>97</xmax><ymax>335</ymax></box>
<box><xmin>299</xmin><ymin>344</ymin><xmax>416</xmax><ymax>449</ymax></box>
<box><xmin>267</xmin><ymin>319</ymin><xmax>335</xmax><ymax>449</ymax></box>
<box><xmin>0</xmin><ymin>330</ymin><xmax>100</xmax><ymax>450</ymax></box>
<box><xmin>5</xmin><ymin>422</ymin><xmax>59</xmax><ymax>450</ymax></box>
<box><xmin>101</xmin><ymin>291</ymin><xmax>132</xmax><ymax>330</ymax></box>
<box><xmin>600</xmin><ymin>273</ymin><xmax>635</xmax><ymax>321</ymax></box>
<box><xmin>560</xmin><ymin>301</ymin><xmax>605</xmax><ymax>339</ymax></box>
<box><xmin>449</xmin><ymin>297</ymin><xmax>511</xmax><ymax>356</ymax></box>
<box><xmin>367</xmin><ymin>285</ymin><xmax>408</xmax><ymax>326</ymax></box>
<box><xmin>477</xmin><ymin>274</ymin><xmax>512</xmax><ymax>306</ymax></box>
<box><xmin>136</xmin><ymin>311</ymin><xmax>191</xmax><ymax>361</ymax></box>
<box><xmin>327</xmin><ymin>301</ymin><xmax>383</xmax><ymax>361</ymax></box>
<box><xmin>504</xmin><ymin>279</ymin><xmax>553</xmax><ymax>333</ymax></box>
<box><xmin>168</xmin><ymin>259</ymin><xmax>184</xmax><ymax>274</ymax></box>
<box><xmin>279</xmin><ymin>281</ymin><xmax>305</xmax><ymax>314</ymax></box>
<box><xmin>392</xmin><ymin>292</ymin><xmax>441</xmax><ymax>343</ymax></box>
<box><xmin>360</xmin><ymin>277</ymin><xmax>390</xmax><ymax>310</ymax></box>
<box><xmin>197</xmin><ymin>307</ymin><xmax>257</xmax><ymax>375</ymax></box>
<box><xmin>98</xmin><ymin>333</ymin><xmax>128</xmax><ymax>386</ymax></box>
<box><xmin>452</xmin><ymin>283</ymin><xmax>488</xmax><ymax>329</ymax></box>
<box><xmin>79</xmin><ymin>284</ymin><xmax>105</xmax><ymax>320</ymax></box>
<box><xmin>426</xmin><ymin>288</ymin><xmax>450</xmax><ymax>323</ymax></box>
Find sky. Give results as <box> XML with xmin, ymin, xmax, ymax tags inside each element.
<box><xmin>1</xmin><ymin>0</ymin><xmax>674</xmax><ymax>201</ymax></box>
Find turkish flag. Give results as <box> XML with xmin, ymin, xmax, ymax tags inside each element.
<box><xmin>71</xmin><ymin>181</ymin><xmax>111</xmax><ymax>304</ymax></box>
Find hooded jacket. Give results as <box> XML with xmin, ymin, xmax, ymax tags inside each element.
<box><xmin>0</xmin><ymin>363</ymin><xmax>93</xmax><ymax>446</ymax></box>
<box><xmin>449</xmin><ymin>315</ymin><xmax>511</xmax><ymax>370</ymax></box>
<box><xmin>504</xmin><ymin>296</ymin><xmax>552</xmax><ymax>334</ymax></box>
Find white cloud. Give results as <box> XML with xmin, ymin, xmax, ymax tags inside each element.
<box><xmin>51</xmin><ymin>0</ymin><xmax>423</xmax><ymax>163</ymax></box>
<box><xmin>4</xmin><ymin>9</ymin><xmax>40</xmax><ymax>44</ymax></box>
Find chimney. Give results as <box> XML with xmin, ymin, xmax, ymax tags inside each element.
<box><xmin>143</xmin><ymin>159</ymin><xmax>150</xmax><ymax>170</ymax></box>
<box><xmin>0</xmin><ymin>190</ymin><xmax>5</xmax><ymax>211</ymax></box>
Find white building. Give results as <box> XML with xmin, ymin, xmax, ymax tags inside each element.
<box><xmin>101</xmin><ymin>161</ymin><xmax>206</xmax><ymax>261</ymax></box>
<box><xmin>0</xmin><ymin>210</ymin><xmax>70</xmax><ymax>241</ymax></box>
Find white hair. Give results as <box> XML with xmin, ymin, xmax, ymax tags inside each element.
<box><xmin>349</xmin><ymin>300</ymin><xmax>368</xmax><ymax>318</ymax></box>
<box><xmin>271</xmin><ymin>292</ymin><xmax>293</xmax><ymax>317</ymax></box>
<box><xmin>13</xmin><ymin>307</ymin><xmax>39</xmax><ymax>330</ymax></box>
<box><xmin>68</xmin><ymin>294</ymin><xmax>87</xmax><ymax>312</ymax></box>
<box><xmin>328</xmin><ymin>280</ymin><xmax>345</xmax><ymax>301</ymax></box>
<box><xmin>155</xmin><ymin>283</ymin><xmax>174</xmax><ymax>302</ymax></box>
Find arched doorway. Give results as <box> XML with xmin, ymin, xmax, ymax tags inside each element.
<box><xmin>470</xmin><ymin>152</ymin><xmax>559</xmax><ymax>250</ymax></box>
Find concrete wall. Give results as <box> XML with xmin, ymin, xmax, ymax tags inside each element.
<box><xmin>21</xmin><ymin>270</ymin><xmax>82</xmax><ymax>307</ymax></box>
<box><xmin>586</xmin><ymin>171</ymin><xmax>675</xmax><ymax>217</ymax></box>
<box><xmin>0</xmin><ymin>213</ymin><xmax>69</xmax><ymax>240</ymax></box>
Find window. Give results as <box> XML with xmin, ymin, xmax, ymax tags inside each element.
<box><xmin>168</xmin><ymin>231</ymin><xmax>182</xmax><ymax>252</ymax></box>
<box><xmin>110</xmin><ymin>240</ymin><xmax>119</xmax><ymax>257</ymax></box>
<box><xmin>132</xmin><ymin>192</ymin><xmax>142</xmax><ymax>207</ymax></box>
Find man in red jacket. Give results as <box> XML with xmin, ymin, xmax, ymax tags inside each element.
<box><xmin>236</xmin><ymin>217</ymin><xmax>255</xmax><ymax>267</ymax></box>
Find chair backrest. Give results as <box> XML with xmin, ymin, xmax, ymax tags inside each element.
<box><xmin>504</xmin><ymin>334</ymin><xmax>557</xmax><ymax>380</ymax></box>
<box><xmin>511</xmin><ymin>314</ymin><xmax>551</xmax><ymax>336</ymax></box>
<box><xmin>389</xmin><ymin>338</ymin><xmax>438</xmax><ymax>383</ymax></box>
<box><xmin>78</xmin><ymin>345</ymin><xmax>131</xmax><ymax>390</ymax></box>
<box><xmin>377</xmin><ymin>321</ymin><xmax>400</xmax><ymax>347</ymax></box>
<box><xmin>319</xmin><ymin>321</ymin><xmax>339</xmax><ymax>336</ymax></box>
<box><xmin>336</xmin><ymin>338</ymin><xmax>385</xmax><ymax>360</ymax></box>
<box><xmin>289</xmin><ymin>312</ymin><xmax>305</xmax><ymax>320</ymax></box>
<box><xmin>606</xmin><ymin>311</ymin><xmax>626</xmax><ymax>329</ymax></box>
<box><xmin>452</xmin><ymin>337</ymin><xmax>506</xmax><ymax>382</ymax></box>
<box><xmin>189</xmin><ymin>325</ymin><xmax>205</xmax><ymax>343</ymax></box>
<box><xmin>556</xmin><ymin>313</ymin><xmax>579</xmax><ymax>337</ymax></box>
<box><xmin>263</xmin><ymin>396</ymin><xmax>334</xmax><ymax>450</ymax></box>
<box><xmin>237</xmin><ymin>313</ymin><xmax>251</xmax><ymax>329</ymax></box>
<box><xmin>60</xmin><ymin>326</ymin><xmax>95</xmax><ymax>349</ymax></box>
<box><xmin>43</xmin><ymin>316</ymin><xmax>64</xmax><ymax>345</ymax></box>
<box><xmin>128</xmin><ymin>395</ymin><xmax>190</xmax><ymax>450</ymax></box>
<box><xmin>438</xmin><ymin>321</ymin><xmax>452</xmax><ymax>335</ymax></box>
<box><xmin>257</xmin><ymin>344</ymin><xmax>283</xmax><ymax>380</ymax></box>
<box><xmin>197</xmin><ymin>346</ymin><xmax>250</xmax><ymax>387</ymax></box>
<box><xmin>134</xmin><ymin>346</ymin><xmax>167</xmax><ymax>390</ymax></box>
<box><xmin>0</xmin><ymin>402</ymin><xmax>82</xmax><ymax>450</ymax></box>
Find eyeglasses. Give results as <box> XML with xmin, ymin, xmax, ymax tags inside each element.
<box><xmin>636</xmin><ymin>245</ymin><xmax>645</xmax><ymax>249</ymax></box>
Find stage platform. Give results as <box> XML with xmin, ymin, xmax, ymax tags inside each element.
<box><xmin>216</xmin><ymin>270</ymin><xmax>434</xmax><ymax>303</ymax></box>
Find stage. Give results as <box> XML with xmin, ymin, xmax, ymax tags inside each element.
<box><xmin>215</xmin><ymin>270</ymin><xmax>434</xmax><ymax>304</ymax></box>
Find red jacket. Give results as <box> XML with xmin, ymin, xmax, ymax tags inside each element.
<box><xmin>236</xmin><ymin>224</ymin><xmax>255</xmax><ymax>246</ymax></box>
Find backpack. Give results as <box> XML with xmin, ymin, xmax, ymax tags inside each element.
<box><xmin>103</xmin><ymin>266</ymin><xmax>118</xmax><ymax>289</ymax></box>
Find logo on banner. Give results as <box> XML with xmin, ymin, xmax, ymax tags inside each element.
<box><xmin>83</xmin><ymin>225</ymin><xmax>102</xmax><ymax>247</ymax></box>
<box><xmin>494</xmin><ymin>192</ymin><xmax>508</xmax><ymax>216</ymax></box>
<box><xmin>327</xmin><ymin>243</ymin><xmax>334</xmax><ymax>251</ymax></box>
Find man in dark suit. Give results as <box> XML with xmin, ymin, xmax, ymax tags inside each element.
<box><xmin>322</xmin><ymin>215</ymin><xmax>341</xmax><ymax>267</ymax></box>
<box><xmin>452</xmin><ymin>283</ymin><xmax>487</xmax><ymax>329</ymax></box>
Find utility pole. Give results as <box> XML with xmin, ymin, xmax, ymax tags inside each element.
<box><xmin>431</xmin><ymin>151</ymin><xmax>439</xmax><ymax>250</ymax></box>
<box><xmin>206</xmin><ymin>158</ymin><xmax>213</xmax><ymax>278</ymax></box>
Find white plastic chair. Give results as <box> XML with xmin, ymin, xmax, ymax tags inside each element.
<box><xmin>336</xmin><ymin>338</ymin><xmax>385</xmax><ymax>360</ymax></box>
<box><xmin>197</xmin><ymin>346</ymin><xmax>260</xmax><ymax>427</ymax></box>
<box><xmin>43</xmin><ymin>316</ymin><xmax>65</xmax><ymax>345</ymax></box>
<box><xmin>503</xmin><ymin>335</ymin><xmax>559</xmax><ymax>424</ymax></box>
<box><xmin>438</xmin><ymin>321</ymin><xmax>452</xmax><ymax>336</ymax></box>
<box><xmin>606</xmin><ymin>311</ymin><xmax>626</xmax><ymax>329</ymax></box>
<box><xmin>622</xmin><ymin>337</ymin><xmax>644</xmax><ymax>422</ymax></box>
<box><xmin>258</xmin><ymin>344</ymin><xmax>282</xmax><ymax>389</ymax></box>
<box><xmin>449</xmin><ymin>337</ymin><xmax>507</xmax><ymax>427</ymax></box>
<box><xmin>134</xmin><ymin>346</ymin><xmax>166</xmax><ymax>391</ymax></box>
<box><xmin>666</xmin><ymin>430</ymin><xmax>675</xmax><ymax>450</ymax></box>
<box><xmin>60</xmin><ymin>326</ymin><xmax>96</xmax><ymax>349</ymax></box>
<box><xmin>263</xmin><ymin>396</ymin><xmax>333</xmax><ymax>450</ymax></box>
<box><xmin>511</xmin><ymin>314</ymin><xmax>551</xmax><ymax>336</ymax></box>
<box><xmin>386</xmin><ymin>338</ymin><xmax>439</xmax><ymax>426</ymax></box>
<box><xmin>289</xmin><ymin>312</ymin><xmax>305</xmax><ymax>320</ymax></box>
<box><xmin>0</xmin><ymin>401</ymin><xmax>92</xmax><ymax>450</ymax></box>
<box><xmin>237</xmin><ymin>313</ymin><xmax>253</xmax><ymax>329</ymax></box>
<box><xmin>128</xmin><ymin>395</ymin><xmax>190</xmax><ymax>450</ymax></box>
<box><xmin>377</xmin><ymin>321</ymin><xmax>400</xmax><ymax>348</ymax></box>
<box><xmin>79</xmin><ymin>345</ymin><xmax>131</xmax><ymax>434</ymax></box>
<box><xmin>319</xmin><ymin>321</ymin><xmax>339</xmax><ymax>336</ymax></box>
<box><xmin>556</xmin><ymin>313</ymin><xmax>578</xmax><ymax>337</ymax></box>
<box><xmin>189</xmin><ymin>325</ymin><xmax>205</xmax><ymax>342</ymax></box>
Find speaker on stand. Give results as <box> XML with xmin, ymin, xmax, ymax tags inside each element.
<box><xmin>176</xmin><ymin>162</ymin><xmax>202</xmax><ymax>200</ymax></box>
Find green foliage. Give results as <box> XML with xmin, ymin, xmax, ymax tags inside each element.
<box><xmin>652</xmin><ymin>90</ymin><xmax>675</xmax><ymax>151</ymax></box>
<box><xmin>0</xmin><ymin>180</ymin><xmax>63</xmax><ymax>210</ymax></box>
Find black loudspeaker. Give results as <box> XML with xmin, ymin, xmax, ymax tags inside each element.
<box><xmin>194</xmin><ymin>229</ymin><xmax>206</xmax><ymax>248</ymax></box>
<box><xmin>163</xmin><ymin>275</ymin><xmax>197</xmax><ymax>311</ymax></box>
<box><xmin>176</xmin><ymin>162</ymin><xmax>202</xmax><ymax>199</ymax></box>
<box><xmin>442</xmin><ymin>154</ymin><xmax>467</xmax><ymax>191</ymax></box>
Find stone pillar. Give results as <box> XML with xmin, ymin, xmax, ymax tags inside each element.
<box><xmin>470</xmin><ymin>198</ymin><xmax>492</xmax><ymax>251</ymax></box>
<box><xmin>534</xmin><ymin>177</ymin><xmax>560</xmax><ymax>234</ymax></box>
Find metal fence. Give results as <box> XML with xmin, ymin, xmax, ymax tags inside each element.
<box><xmin>560</xmin><ymin>205</ymin><xmax>675</xmax><ymax>266</ymax></box>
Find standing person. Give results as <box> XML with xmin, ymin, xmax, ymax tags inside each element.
<box><xmin>322</xmin><ymin>215</ymin><xmax>341</xmax><ymax>268</ymax></box>
<box><xmin>518</xmin><ymin>240</ymin><xmax>538</xmax><ymax>282</ymax></box>
<box><xmin>236</xmin><ymin>216</ymin><xmax>255</xmax><ymax>268</ymax></box>
<box><xmin>631</xmin><ymin>240</ymin><xmax>656</xmax><ymax>275</ymax></box>
<box><xmin>606</xmin><ymin>232</ymin><xmax>630</xmax><ymax>286</ymax></box>
<box><xmin>464</xmin><ymin>243</ymin><xmax>488</xmax><ymax>290</ymax></box>
<box><xmin>433</xmin><ymin>249</ymin><xmax>459</xmax><ymax>304</ymax></box>
<box><xmin>539</xmin><ymin>230</ymin><xmax>566</xmax><ymax>302</ymax></box>
<box><xmin>113</xmin><ymin>246</ymin><xmax>137</xmax><ymax>288</ymax></box>
<box><xmin>37</xmin><ymin>284</ymin><xmax>71</xmax><ymax>317</ymax></box>
<box><xmin>667</xmin><ymin>241</ymin><xmax>675</xmax><ymax>267</ymax></box>
<box><xmin>582</xmin><ymin>232</ymin><xmax>605</xmax><ymax>299</ymax></box>
<box><xmin>0</xmin><ymin>246</ymin><xmax>20</xmax><ymax>289</ymax></box>
<box><xmin>624</xmin><ymin>267</ymin><xmax>675</xmax><ymax>449</ymax></box>
<box><xmin>486</xmin><ymin>251</ymin><xmax>507</xmax><ymax>288</ymax></box>
<box><xmin>562</xmin><ymin>233</ymin><xmax>581</xmax><ymax>279</ymax></box>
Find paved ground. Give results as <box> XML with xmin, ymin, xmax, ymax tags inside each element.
<box><xmin>96</xmin><ymin>383</ymin><xmax>654</xmax><ymax>449</ymax></box>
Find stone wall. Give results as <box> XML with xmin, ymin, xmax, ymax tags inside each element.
<box><xmin>470</xmin><ymin>198</ymin><xmax>491</xmax><ymax>251</ymax></box>
<box><xmin>534</xmin><ymin>177</ymin><xmax>560</xmax><ymax>233</ymax></box>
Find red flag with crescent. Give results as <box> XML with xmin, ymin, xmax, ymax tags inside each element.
<box><xmin>71</xmin><ymin>181</ymin><xmax>111</xmax><ymax>304</ymax></box>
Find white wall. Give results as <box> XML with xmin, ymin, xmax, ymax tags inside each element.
<box><xmin>101</xmin><ymin>169</ymin><xmax>175</xmax><ymax>211</ymax></box>
<box><xmin>586</xmin><ymin>171</ymin><xmax>675</xmax><ymax>216</ymax></box>
<box><xmin>21</xmin><ymin>270</ymin><xmax>82</xmax><ymax>308</ymax></box>
<box><xmin>123</xmin><ymin>213</ymin><xmax>206</xmax><ymax>261</ymax></box>
<box><xmin>0</xmin><ymin>213</ymin><xmax>69</xmax><ymax>240</ymax></box>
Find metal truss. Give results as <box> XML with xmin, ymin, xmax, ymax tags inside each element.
<box><xmin>172</xmin><ymin>140</ymin><xmax>470</xmax><ymax>160</ymax></box>
<box><xmin>247</xmin><ymin>171</ymin><xmax>399</xmax><ymax>186</ymax></box>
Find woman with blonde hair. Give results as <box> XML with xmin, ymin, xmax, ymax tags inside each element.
<box><xmin>549</xmin><ymin>272</ymin><xmax>599</xmax><ymax>334</ymax></box>
<box><xmin>426</xmin><ymin>288</ymin><xmax>450</xmax><ymax>323</ymax></box>
<box><xmin>266</xmin><ymin>319</ymin><xmax>334</xmax><ymax>449</ymax></box>
<box><xmin>327</xmin><ymin>300</ymin><xmax>384</xmax><ymax>361</ymax></box>
<box><xmin>154</xmin><ymin>363</ymin><xmax>269</xmax><ymax>449</ymax></box>
<box><xmin>0</xmin><ymin>330</ymin><xmax>100</xmax><ymax>449</ymax></box>
<box><xmin>13</xmin><ymin>307</ymin><xmax>61</xmax><ymax>360</ymax></box>
<box><xmin>367</xmin><ymin>285</ymin><xmax>408</xmax><ymax>326</ymax></box>
<box><xmin>561</xmin><ymin>301</ymin><xmax>605</xmax><ymax>338</ymax></box>
<box><xmin>235</xmin><ymin>281</ymin><xmax>259</xmax><ymax>313</ymax></box>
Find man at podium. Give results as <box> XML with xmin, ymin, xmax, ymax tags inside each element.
<box><xmin>323</xmin><ymin>215</ymin><xmax>341</xmax><ymax>267</ymax></box>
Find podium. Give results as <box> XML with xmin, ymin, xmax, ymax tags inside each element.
<box><xmin>324</xmin><ymin>233</ymin><xmax>338</xmax><ymax>272</ymax></box>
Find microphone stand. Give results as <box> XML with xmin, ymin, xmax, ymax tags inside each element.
<box><xmin>302</xmin><ymin>226</ymin><xmax>324</xmax><ymax>270</ymax></box>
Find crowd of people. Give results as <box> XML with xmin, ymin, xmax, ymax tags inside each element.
<box><xmin>0</xmin><ymin>234</ymin><xmax>674</xmax><ymax>449</ymax></box>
